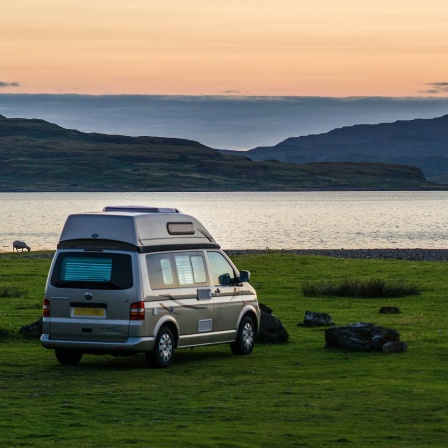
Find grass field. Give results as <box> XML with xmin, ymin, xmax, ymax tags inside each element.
<box><xmin>1</xmin><ymin>252</ymin><xmax>447</xmax><ymax>447</ymax></box>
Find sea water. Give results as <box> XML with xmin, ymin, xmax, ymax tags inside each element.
<box><xmin>1</xmin><ymin>191</ymin><xmax>448</xmax><ymax>251</ymax></box>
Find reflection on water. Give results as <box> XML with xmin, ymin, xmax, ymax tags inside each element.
<box><xmin>1</xmin><ymin>191</ymin><xmax>448</xmax><ymax>251</ymax></box>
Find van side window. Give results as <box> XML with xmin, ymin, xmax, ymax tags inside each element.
<box><xmin>147</xmin><ymin>254</ymin><xmax>178</xmax><ymax>289</ymax></box>
<box><xmin>207</xmin><ymin>251</ymin><xmax>236</xmax><ymax>286</ymax></box>
<box><xmin>147</xmin><ymin>252</ymin><xmax>208</xmax><ymax>289</ymax></box>
<box><xmin>173</xmin><ymin>254</ymin><xmax>207</xmax><ymax>286</ymax></box>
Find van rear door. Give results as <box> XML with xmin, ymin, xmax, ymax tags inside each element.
<box><xmin>46</xmin><ymin>250</ymin><xmax>138</xmax><ymax>343</ymax></box>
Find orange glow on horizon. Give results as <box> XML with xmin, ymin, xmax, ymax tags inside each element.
<box><xmin>1</xmin><ymin>0</ymin><xmax>448</xmax><ymax>97</ymax></box>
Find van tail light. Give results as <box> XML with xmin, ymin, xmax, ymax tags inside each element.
<box><xmin>130</xmin><ymin>301</ymin><xmax>145</xmax><ymax>320</ymax></box>
<box><xmin>43</xmin><ymin>299</ymin><xmax>50</xmax><ymax>317</ymax></box>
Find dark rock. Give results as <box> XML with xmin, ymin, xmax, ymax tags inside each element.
<box><xmin>382</xmin><ymin>341</ymin><xmax>408</xmax><ymax>353</ymax></box>
<box><xmin>379</xmin><ymin>306</ymin><xmax>400</xmax><ymax>314</ymax></box>
<box><xmin>256</xmin><ymin>303</ymin><xmax>289</xmax><ymax>343</ymax></box>
<box><xmin>303</xmin><ymin>310</ymin><xmax>335</xmax><ymax>327</ymax></box>
<box><xmin>19</xmin><ymin>317</ymin><xmax>43</xmax><ymax>338</ymax></box>
<box><xmin>325</xmin><ymin>322</ymin><xmax>400</xmax><ymax>351</ymax></box>
<box><xmin>259</xmin><ymin>303</ymin><xmax>273</xmax><ymax>315</ymax></box>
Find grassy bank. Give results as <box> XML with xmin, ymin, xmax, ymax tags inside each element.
<box><xmin>0</xmin><ymin>115</ymin><xmax>442</xmax><ymax>191</ymax></box>
<box><xmin>1</xmin><ymin>252</ymin><xmax>447</xmax><ymax>447</ymax></box>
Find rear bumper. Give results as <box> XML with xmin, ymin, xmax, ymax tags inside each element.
<box><xmin>40</xmin><ymin>334</ymin><xmax>155</xmax><ymax>353</ymax></box>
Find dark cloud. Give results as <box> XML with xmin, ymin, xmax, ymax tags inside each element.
<box><xmin>422</xmin><ymin>82</ymin><xmax>448</xmax><ymax>94</ymax></box>
<box><xmin>0</xmin><ymin>81</ymin><xmax>20</xmax><ymax>87</ymax></box>
<box><xmin>1</xmin><ymin>94</ymin><xmax>448</xmax><ymax>150</ymax></box>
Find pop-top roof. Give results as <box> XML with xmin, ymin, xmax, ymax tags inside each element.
<box><xmin>103</xmin><ymin>205</ymin><xmax>180</xmax><ymax>214</ymax></box>
<box><xmin>58</xmin><ymin>206</ymin><xmax>219</xmax><ymax>252</ymax></box>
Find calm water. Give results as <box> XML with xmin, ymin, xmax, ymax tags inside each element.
<box><xmin>1</xmin><ymin>191</ymin><xmax>448</xmax><ymax>251</ymax></box>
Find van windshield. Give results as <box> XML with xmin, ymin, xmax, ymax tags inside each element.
<box><xmin>51</xmin><ymin>252</ymin><xmax>133</xmax><ymax>290</ymax></box>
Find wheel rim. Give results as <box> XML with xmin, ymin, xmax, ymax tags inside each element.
<box><xmin>242</xmin><ymin>322</ymin><xmax>254</xmax><ymax>350</ymax></box>
<box><xmin>158</xmin><ymin>333</ymin><xmax>173</xmax><ymax>362</ymax></box>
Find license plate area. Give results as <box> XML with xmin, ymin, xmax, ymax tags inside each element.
<box><xmin>71</xmin><ymin>303</ymin><xmax>107</xmax><ymax>319</ymax></box>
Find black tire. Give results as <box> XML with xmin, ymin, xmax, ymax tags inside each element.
<box><xmin>146</xmin><ymin>326</ymin><xmax>175</xmax><ymax>368</ymax></box>
<box><xmin>55</xmin><ymin>348</ymin><xmax>83</xmax><ymax>365</ymax></box>
<box><xmin>230</xmin><ymin>316</ymin><xmax>255</xmax><ymax>355</ymax></box>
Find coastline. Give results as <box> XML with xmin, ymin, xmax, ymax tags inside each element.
<box><xmin>3</xmin><ymin>248</ymin><xmax>448</xmax><ymax>262</ymax></box>
<box><xmin>225</xmin><ymin>248</ymin><xmax>448</xmax><ymax>262</ymax></box>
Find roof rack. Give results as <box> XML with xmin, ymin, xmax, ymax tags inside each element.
<box><xmin>103</xmin><ymin>206</ymin><xmax>180</xmax><ymax>214</ymax></box>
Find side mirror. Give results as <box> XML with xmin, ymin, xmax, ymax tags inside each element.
<box><xmin>219</xmin><ymin>273</ymin><xmax>233</xmax><ymax>285</ymax></box>
<box><xmin>239</xmin><ymin>270</ymin><xmax>250</xmax><ymax>283</ymax></box>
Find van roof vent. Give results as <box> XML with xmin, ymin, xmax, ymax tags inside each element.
<box><xmin>103</xmin><ymin>206</ymin><xmax>180</xmax><ymax>214</ymax></box>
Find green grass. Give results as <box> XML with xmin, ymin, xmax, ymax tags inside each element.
<box><xmin>302</xmin><ymin>277</ymin><xmax>421</xmax><ymax>298</ymax></box>
<box><xmin>1</xmin><ymin>252</ymin><xmax>448</xmax><ymax>447</ymax></box>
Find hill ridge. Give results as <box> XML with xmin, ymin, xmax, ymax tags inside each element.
<box><xmin>229</xmin><ymin>114</ymin><xmax>448</xmax><ymax>179</ymax></box>
<box><xmin>0</xmin><ymin>114</ymin><xmax>442</xmax><ymax>192</ymax></box>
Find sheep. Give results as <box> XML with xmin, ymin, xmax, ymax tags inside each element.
<box><xmin>13</xmin><ymin>240</ymin><xmax>31</xmax><ymax>252</ymax></box>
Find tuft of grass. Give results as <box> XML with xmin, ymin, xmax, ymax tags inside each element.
<box><xmin>0</xmin><ymin>286</ymin><xmax>23</xmax><ymax>298</ymax></box>
<box><xmin>302</xmin><ymin>277</ymin><xmax>420</xmax><ymax>298</ymax></box>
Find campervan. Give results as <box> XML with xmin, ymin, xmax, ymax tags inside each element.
<box><xmin>41</xmin><ymin>206</ymin><xmax>260</xmax><ymax>367</ymax></box>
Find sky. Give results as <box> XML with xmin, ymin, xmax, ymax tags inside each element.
<box><xmin>2</xmin><ymin>94</ymin><xmax>448</xmax><ymax>150</ymax></box>
<box><xmin>2</xmin><ymin>0</ymin><xmax>448</xmax><ymax>96</ymax></box>
<box><xmin>1</xmin><ymin>1</ymin><xmax>448</xmax><ymax>149</ymax></box>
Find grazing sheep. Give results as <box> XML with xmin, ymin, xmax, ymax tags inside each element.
<box><xmin>13</xmin><ymin>240</ymin><xmax>31</xmax><ymax>252</ymax></box>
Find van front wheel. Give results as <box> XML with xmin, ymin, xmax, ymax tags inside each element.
<box><xmin>230</xmin><ymin>316</ymin><xmax>255</xmax><ymax>355</ymax></box>
<box><xmin>55</xmin><ymin>348</ymin><xmax>83</xmax><ymax>365</ymax></box>
<box><xmin>147</xmin><ymin>326</ymin><xmax>174</xmax><ymax>368</ymax></box>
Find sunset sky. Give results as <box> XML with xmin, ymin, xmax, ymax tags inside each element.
<box><xmin>2</xmin><ymin>0</ymin><xmax>448</xmax><ymax>96</ymax></box>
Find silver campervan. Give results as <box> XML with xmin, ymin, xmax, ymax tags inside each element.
<box><xmin>41</xmin><ymin>206</ymin><xmax>260</xmax><ymax>367</ymax></box>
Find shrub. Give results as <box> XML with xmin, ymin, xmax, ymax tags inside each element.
<box><xmin>302</xmin><ymin>278</ymin><xmax>420</xmax><ymax>298</ymax></box>
<box><xmin>0</xmin><ymin>286</ymin><xmax>23</xmax><ymax>298</ymax></box>
<box><xmin>0</xmin><ymin>328</ymin><xmax>10</xmax><ymax>338</ymax></box>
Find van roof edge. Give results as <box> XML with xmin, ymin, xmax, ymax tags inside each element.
<box><xmin>103</xmin><ymin>206</ymin><xmax>180</xmax><ymax>214</ymax></box>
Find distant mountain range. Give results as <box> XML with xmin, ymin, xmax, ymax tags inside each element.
<box><xmin>220</xmin><ymin>114</ymin><xmax>448</xmax><ymax>182</ymax></box>
<box><xmin>0</xmin><ymin>114</ymin><xmax>444</xmax><ymax>191</ymax></box>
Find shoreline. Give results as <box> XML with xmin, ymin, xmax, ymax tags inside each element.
<box><xmin>225</xmin><ymin>248</ymin><xmax>448</xmax><ymax>262</ymax></box>
<box><xmin>3</xmin><ymin>248</ymin><xmax>448</xmax><ymax>262</ymax></box>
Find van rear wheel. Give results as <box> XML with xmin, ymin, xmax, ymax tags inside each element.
<box><xmin>230</xmin><ymin>316</ymin><xmax>255</xmax><ymax>355</ymax></box>
<box><xmin>146</xmin><ymin>326</ymin><xmax>174</xmax><ymax>368</ymax></box>
<box><xmin>55</xmin><ymin>348</ymin><xmax>83</xmax><ymax>365</ymax></box>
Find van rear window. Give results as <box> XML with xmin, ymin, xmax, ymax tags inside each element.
<box><xmin>51</xmin><ymin>252</ymin><xmax>133</xmax><ymax>290</ymax></box>
<box><xmin>62</xmin><ymin>257</ymin><xmax>112</xmax><ymax>282</ymax></box>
